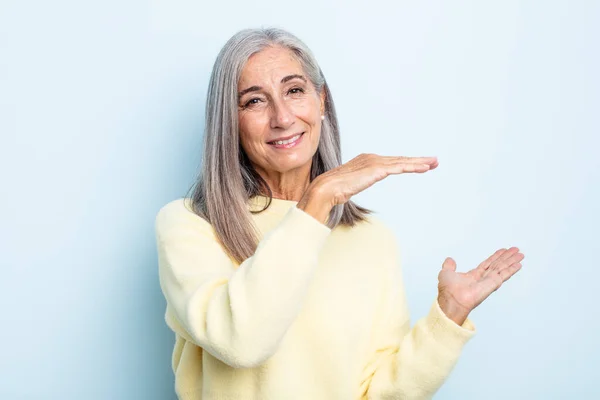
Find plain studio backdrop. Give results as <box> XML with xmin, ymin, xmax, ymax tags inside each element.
<box><xmin>1</xmin><ymin>0</ymin><xmax>598</xmax><ymax>398</ymax></box>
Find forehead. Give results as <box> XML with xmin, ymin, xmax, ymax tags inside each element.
<box><xmin>238</xmin><ymin>46</ymin><xmax>304</xmax><ymax>88</ymax></box>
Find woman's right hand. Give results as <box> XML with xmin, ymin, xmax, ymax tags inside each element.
<box><xmin>297</xmin><ymin>154</ymin><xmax>439</xmax><ymax>223</ymax></box>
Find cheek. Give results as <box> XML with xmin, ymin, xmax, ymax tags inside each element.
<box><xmin>307</xmin><ymin>99</ymin><xmax>323</xmax><ymax>129</ymax></box>
<box><xmin>292</xmin><ymin>99</ymin><xmax>321</xmax><ymax>125</ymax></box>
<box><xmin>239</xmin><ymin>115</ymin><xmax>259</xmax><ymax>140</ymax></box>
<box><xmin>238</xmin><ymin>115</ymin><xmax>268</xmax><ymax>156</ymax></box>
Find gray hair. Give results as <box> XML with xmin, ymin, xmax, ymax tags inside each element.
<box><xmin>186</xmin><ymin>27</ymin><xmax>371</xmax><ymax>264</ymax></box>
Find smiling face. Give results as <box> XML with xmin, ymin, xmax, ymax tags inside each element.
<box><xmin>237</xmin><ymin>46</ymin><xmax>325</xmax><ymax>192</ymax></box>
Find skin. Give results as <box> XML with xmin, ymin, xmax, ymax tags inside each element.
<box><xmin>236</xmin><ymin>46</ymin><xmax>524</xmax><ymax>326</ymax></box>
<box><xmin>438</xmin><ymin>248</ymin><xmax>524</xmax><ymax>325</ymax></box>
<box><xmin>238</xmin><ymin>45</ymin><xmax>325</xmax><ymax>201</ymax></box>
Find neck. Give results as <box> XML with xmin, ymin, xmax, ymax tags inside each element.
<box><xmin>254</xmin><ymin>164</ymin><xmax>312</xmax><ymax>201</ymax></box>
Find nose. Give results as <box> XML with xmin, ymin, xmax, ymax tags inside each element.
<box><xmin>269</xmin><ymin>98</ymin><xmax>294</xmax><ymax>130</ymax></box>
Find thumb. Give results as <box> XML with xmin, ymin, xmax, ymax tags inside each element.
<box><xmin>442</xmin><ymin>257</ymin><xmax>457</xmax><ymax>272</ymax></box>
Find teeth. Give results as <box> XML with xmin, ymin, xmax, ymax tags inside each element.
<box><xmin>272</xmin><ymin>134</ymin><xmax>301</xmax><ymax>145</ymax></box>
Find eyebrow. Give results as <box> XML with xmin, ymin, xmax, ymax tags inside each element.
<box><xmin>238</xmin><ymin>74</ymin><xmax>307</xmax><ymax>98</ymax></box>
<box><xmin>281</xmin><ymin>74</ymin><xmax>307</xmax><ymax>84</ymax></box>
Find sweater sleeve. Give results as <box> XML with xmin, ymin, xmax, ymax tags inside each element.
<box><xmin>359</xmin><ymin>231</ymin><xmax>476</xmax><ymax>400</ymax></box>
<box><xmin>155</xmin><ymin>199</ymin><xmax>331</xmax><ymax>369</ymax></box>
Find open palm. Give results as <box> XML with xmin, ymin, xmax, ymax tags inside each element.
<box><xmin>437</xmin><ymin>247</ymin><xmax>525</xmax><ymax>323</ymax></box>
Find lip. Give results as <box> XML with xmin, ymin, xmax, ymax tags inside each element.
<box><xmin>267</xmin><ymin>132</ymin><xmax>304</xmax><ymax>149</ymax></box>
<box><xmin>266</xmin><ymin>132</ymin><xmax>305</xmax><ymax>144</ymax></box>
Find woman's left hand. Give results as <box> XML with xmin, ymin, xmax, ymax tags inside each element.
<box><xmin>437</xmin><ymin>247</ymin><xmax>525</xmax><ymax>326</ymax></box>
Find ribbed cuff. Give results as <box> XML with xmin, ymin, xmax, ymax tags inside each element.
<box><xmin>287</xmin><ymin>204</ymin><xmax>332</xmax><ymax>235</ymax></box>
<box><xmin>422</xmin><ymin>299</ymin><xmax>476</xmax><ymax>351</ymax></box>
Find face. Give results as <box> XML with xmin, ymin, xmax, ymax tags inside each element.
<box><xmin>237</xmin><ymin>46</ymin><xmax>325</xmax><ymax>182</ymax></box>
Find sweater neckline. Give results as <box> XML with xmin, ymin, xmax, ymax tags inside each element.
<box><xmin>248</xmin><ymin>194</ymin><xmax>299</xmax><ymax>214</ymax></box>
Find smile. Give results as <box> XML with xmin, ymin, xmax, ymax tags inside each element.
<box><xmin>268</xmin><ymin>132</ymin><xmax>304</xmax><ymax>149</ymax></box>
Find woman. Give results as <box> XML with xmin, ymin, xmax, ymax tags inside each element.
<box><xmin>155</xmin><ymin>27</ymin><xmax>524</xmax><ymax>400</ymax></box>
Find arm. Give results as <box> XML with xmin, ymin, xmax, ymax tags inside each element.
<box><xmin>155</xmin><ymin>198</ymin><xmax>331</xmax><ymax>369</ymax></box>
<box><xmin>359</xmin><ymin>232</ymin><xmax>476</xmax><ymax>400</ymax></box>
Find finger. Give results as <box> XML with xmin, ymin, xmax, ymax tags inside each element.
<box><xmin>484</xmin><ymin>253</ymin><xmax>524</xmax><ymax>281</ymax></box>
<box><xmin>496</xmin><ymin>247</ymin><xmax>521</xmax><ymax>264</ymax></box>
<box><xmin>488</xmin><ymin>248</ymin><xmax>522</xmax><ymax>273</ymax></box>
<box><xmin>497</xmin><ymin>262</ymin><xmax>522</xmax><ymax>282</ymax></box>
<box><xmin>385</xmin><ymin>162</ymin><xmax>431</xmax><ymax>174</ymax></box>
<box><xmin>375</xmin><ymin>156</ymin><xmax>436</xmax><ymax>165</ymax></box>
<box><xmin>378</xmin><ymin>157</ymin><xmax>438</xmax><ymax>174</ymax></box>
<box><xmin>494</xmin><ymin>254</ymin><xmax>524</xmax><ymax>275</ymax></box>
<box><xmin>475</xmin><ymin>248</ymin><xmax>508</xmax><ymax>275</ymax></box>
<box><xmin>424</xmin><ymin>159</ymin><xmax>439</xmax><ymax>171</ymax></box>
<box><xmin>392</xmin><ymin>156</ymin><xmax>438</xmax><ymax>165</ymax></box>
<box><xmin>475</xmin><ymin>248</ymin><xmax>518</xmax><ymax>280</ymax></box>
<box><xmin>442</xmin><ymin>257</ymin><xmax>457</xmax><ymax>271</ymax></box>
<box><xmin>506</xmin><ymin>252</ymin><xmax>525</xmax><ymax>266</ymax></box>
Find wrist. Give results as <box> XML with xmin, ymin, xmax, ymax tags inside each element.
<box><xmin>437</xmin><ymin>295</ymin><xmax>470</xmax><ymax>326</ymax></box>
<box><xmin>297</xmin><ymin>184</ymin><xmax>333</xmax><ymax>225</ymax></box>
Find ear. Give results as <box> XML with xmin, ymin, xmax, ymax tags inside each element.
<box><xmin>319</xmin><ymin>86</ymin><xmax>327</xmax><ymax>115</ymax></box>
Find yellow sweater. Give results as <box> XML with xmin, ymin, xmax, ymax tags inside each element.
<box><xmin>155</xmin><ymin>195</ymin><xmax>476</xmax><ymax>400</ymax></box>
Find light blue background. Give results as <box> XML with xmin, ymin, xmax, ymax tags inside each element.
<box><xmin>1</xmin><ymin>0</ymin><xmax>598</xmax><ymax>398</ymax></box>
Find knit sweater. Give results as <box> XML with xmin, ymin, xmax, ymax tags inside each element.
<box><xmin>155</xmin><ymin>195</ymin><xmax>476</xmax><ymax>400</ymax></box>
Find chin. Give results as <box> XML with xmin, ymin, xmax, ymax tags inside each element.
<box><xmin>272</xmin><ymin>161</ymin><xmax>310</xmax><ymax>173</ymax></box>
<box><xmin>269</xmin><ymin>154</ymin><xmax>314</xmax><ymax>173</ymax></box>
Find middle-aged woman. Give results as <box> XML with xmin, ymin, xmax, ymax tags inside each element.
<box><xmin>155</xmin><ymin>27</ymin><xmax>525</xmax><ymax>400</ymax></box>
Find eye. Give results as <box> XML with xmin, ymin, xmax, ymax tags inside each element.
<box><xmin>288</xmin><ymin>87</ymin><xmax>305</xmax><ymax>95</ymax></box>
<box><xmin>243</xmin><ymin>98</ymin><xmax>262</xmax><ymax>108</ymax></box>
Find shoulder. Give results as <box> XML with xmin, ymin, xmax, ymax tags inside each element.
<box><xmin>156</xmin><ymin>197</ymin><xmax>192</xmax><ymax>218</ymax></box>
<box><xmin>155</xmin><ymin>197</ymin><xmax>195</xmax><ymax>224</ymax></box>
<box><xmin>154</xmin><ymin>199</ymin><xmax>235</xmax><ymax>266</ymax></box>
<box><xmin>155</xmin><ymin>198</ymin><xmax>215</xmax><ymax>239</ymax></box>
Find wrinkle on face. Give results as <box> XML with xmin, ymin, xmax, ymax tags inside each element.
<box><xmin>237</xmin><ymin>46</ymin><xmax>325</xmax><ymax>200</ymax></box>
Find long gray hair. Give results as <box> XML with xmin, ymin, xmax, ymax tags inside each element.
<box><xmin>186</xmin><ymin>27</ymin><xmax>371</xmax><ymax>265</ymax></box>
